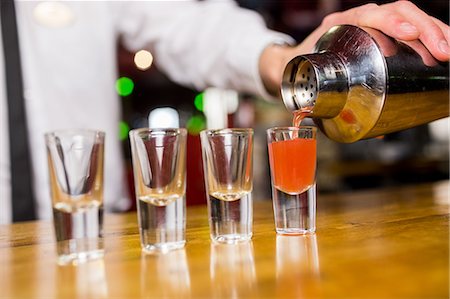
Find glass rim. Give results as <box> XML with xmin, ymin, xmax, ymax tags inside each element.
<box><xmin>129</xmin><ymin>127</ymin><xmax>187</xmax><ymax>137</ymax></box>
<box><xmin>200</xmin><ymin>127</ymin><xmax>253</xmax><ymax>137</ymax></box>
<box><xmin>266</xmin><ymin>126</ymin><xmax>317</xmax><ymax>133</ymax></box>
<box><xmin>44</xmin><ymin>129</ymin><xmax>105</xmax><ymax>139</ymax></box>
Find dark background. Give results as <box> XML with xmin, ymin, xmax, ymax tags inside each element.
<box><xmin>117</xmin><ymin>0</ymin><xmax>449</xmax><ymax>207</ymax></box>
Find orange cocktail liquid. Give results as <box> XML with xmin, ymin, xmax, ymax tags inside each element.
<box><xmin>268</xmin><ymin>138</ymin><xmax>316</xmax><ymax>194</ymax></box>
<box><xmin>293</xmin><ymin>109</ymin><xmax>310</xmax><ymax>127</ymax></box>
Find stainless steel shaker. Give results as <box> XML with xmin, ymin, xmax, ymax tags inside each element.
<box><xmin>281</xmin><ymin>25</ymin><xmax>449</xmax><ymax>143</ymax></box>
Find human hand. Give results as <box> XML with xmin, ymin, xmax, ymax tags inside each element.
<box><xmin>301</xmin><ymin>1</ymin><xmax>449</xmax><ymax>62</ymax></box>
<box><xmin>259</xmin><ymin>1</ymin><xmax>449</xmax><ymax>98</ymax></box>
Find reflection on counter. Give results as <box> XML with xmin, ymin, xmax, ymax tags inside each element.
<box><xmin>276</xmin><ymin>234</ymin><xmax>320</xmax><ymax>277</ymax></box>
<box><xmin>276</xmin><ymin>235</ymin><xmax>321</xmax><ymax>297</ymax></box>
<box><xmin>210</xmin><ymin>242</ymin><xmax>256</xmax><ymax>298</ymax></box>
<box><xmin>56</xmin><ymin>258</ymin><xmax>108</xmax><ymax>299</ymax></box>
<box><xmin>140</xmin><ymin>249</ymin><xmax>191</xmax><ymax>298</ymax></box>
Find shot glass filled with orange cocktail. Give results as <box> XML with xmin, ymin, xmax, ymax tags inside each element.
<box><xmin>267</xmin><ymin>126</ymin><xmax>317</xmax><ymax>234</ymax></box>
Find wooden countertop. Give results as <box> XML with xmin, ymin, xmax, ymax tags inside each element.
<box><xmin>1</xmin><ymin>181</ymin><xmax>448</xmax><ymax>299</ymax></box>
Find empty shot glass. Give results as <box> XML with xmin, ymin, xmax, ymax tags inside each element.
<box><xmin>267</xmin><ymin>126</ymin><xmax>317</xmax><ymax>234</ymax></box>
<box><xmin>129</xmin><ymin>128</ymin><xmax>187</xmax><ymax>253</ymax></box>
<box><xmin>45</xmin><ymin>129</ymin><xmax>105</xmax><ymax>265</ymax></box>
<box><xmin>200</xmin><ymin>128</ymin><xmax>253</xmax><ymax>243</ymax></box>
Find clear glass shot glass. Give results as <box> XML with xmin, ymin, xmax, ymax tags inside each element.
<box><xmin>129</xmin><ymin>128</ymin><xmax>187</xmax><ymax>253</ymax></box>
<box><xmin>267</xmin><ymin>126</ymin><xmax>317</xmax><ymax>234</ymax></box>
<box><xmin>45</xmin><ymin>129</ymin><xmax>105</xmax><ymax>265</ymax></box>
<box><xmin>200</xmin><ymin>128</ymin><xmax>253</xmax><ymax>244</ymax></box>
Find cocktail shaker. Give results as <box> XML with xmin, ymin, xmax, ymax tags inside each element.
<box><xmin>281</xmin><ymin>25</ymin><xmax>449</xmax><ymax>143</ymax></box>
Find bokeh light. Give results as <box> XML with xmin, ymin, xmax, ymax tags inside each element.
<box><xmin>116</xmin><ymin>77</ymin><xmax>134</xmax><ymax>97</ymax></box>
<box><xmin>194</xmin><ymin>92</ymin><xmax>204</xmax><ymax>112</ymax></box>
<box><xmin>148</xmin><ymin>107</ymin><xmax>180</xmax><ymax>128</ymax></box>
<box><xmin>33</xmin><ymin>1</ymin><xmax>74</xmax><ymax>28</ymax></box>
<box><xmin>186</xmin><ymin>115</ymin><xmax>206</xmax><ymax>135</ymax></box>
<box><xmin>119</xmin><ymin>121</ymin><xmax>130</xmax><ymax>141</ymax></box>
<box><xmin>134</xmin><ymin>50</ymin><xmax>153</xmax><ymax>71</ymax></box>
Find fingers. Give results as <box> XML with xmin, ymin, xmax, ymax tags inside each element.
<box><xmin>322</xmin><ymin>3</ymin><xmax>420</xmax><ymax>40</ymax></box>
<box><xmin>351</xmin><ymin>3</ymin><xmax>421</xmax><ymax>40</ymax></box>
<box><xmin>321</xmin><ymin>1</ymin><xmax>450</xmax><ymax>62</ymax></box>
<box><xmin>383</xmin><ymin>1</ymin><xmax>450</xmax><ymax>61</ymax></box>
<box><xmin>403</xmin><ymin>40</ymin><xmax>439</xmax><ymax>66</ymax></box>
<box><xmin>431</xmin><ymin>16</ymin><xmax>450</xmax><ymax>49</ymax></box>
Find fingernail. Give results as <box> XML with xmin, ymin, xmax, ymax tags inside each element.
<box><xmin>399</xmin><ymin>22</ymin><xmax>418</xmax><ymax>35</ymax></box>
<box><xmin>438</xmin><ymin>40</ymin><xmax>450</xmax><ymax>55</ymax></box>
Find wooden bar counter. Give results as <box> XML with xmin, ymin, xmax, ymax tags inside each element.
<box><xmin>1</xmin><ymin>181</ymin><xmax>448</xmax><ymax>298</ymax></box>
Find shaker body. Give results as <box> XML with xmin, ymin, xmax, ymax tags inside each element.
<box><xmin>282</xmin><ymin>25</ymin><xmax>449</xmax><ymax>143</ymax></box>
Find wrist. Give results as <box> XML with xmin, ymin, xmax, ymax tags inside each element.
<box><xmin>259</xmin><ymin>44</ymin><xmax>298</xmax><ymax>99</ymax></box>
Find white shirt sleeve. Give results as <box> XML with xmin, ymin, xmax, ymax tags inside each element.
<box><xmin>112</xmin><ymin>0</ymin><xmax>294</xmax><ymax>99</ymax></box>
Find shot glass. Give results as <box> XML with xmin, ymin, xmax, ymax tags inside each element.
<box><xmin>267</xmin><ymin>126</ymin><xmax>317</xmax><ymax>234</ymax></box>
<box><xmin>129</xmin><ymin>128</ymin><xmax>187</xmax><ymax>253</ymax></box>
<box><xmin>200</xmin><ymin>128</ymin><xmax>253</xmax><ymax>243</ymax></box>
<box><xmin>45</xmin><ymin>129</ymin><xmax>105</xmax><ymax>265</ymax></box>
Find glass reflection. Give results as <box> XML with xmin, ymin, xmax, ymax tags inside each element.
<box><xmin>140</xmin><ymin>249</ymin><xmax>191</xmax><ymax>298</ymax></box>
<box><xmin>276</xmin><ymin>235</ymin><xmax>320</xmax><ymax>297</ymax></box>
<box><xmin>210</xmin><ymin>241</ymin><xmax>256</xmax><ymax>298</ymax></box>
<box><xmin>56</xmin><ymin>258</ymin><xmax>108</xmax><ymax>298</ymax></box>
<box><xmin>276</xmin><ymin>234</ymin><xmax>319</xmax><ymax>277</ymax></box>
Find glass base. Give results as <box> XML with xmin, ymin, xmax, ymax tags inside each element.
<box><xmin>273</xmin><ymin>184</ymin><xmax>316</xmax><ymax>234</ymax></box>
<box><xmin>53</xmin><ymin>205</ymin><xmax>104</xmax><ymax>265</ymax></box>
<box><xmin>208</xmin><ymin>192</ymin><xmax>253</xmax><ymax>245</ymax></box>
<box><xmin>276</xmin><ymin>228</ymin><xmax>316</xmax><ymax>235</ymax></box>
<box><xmin>142</xmin><ymin>240</ymin><xmax>186</xmax><ymax>254</ymax></box>
<box><xmin>56</xmin><ymin>238</ymin><xmax>104</xmax><ymax>265</ymax></box>
<box><xmin>57</xmin><ymin>247</ymin><xmax>104</xmax><ymax>266</ymax></box>
<box><xmin>211</xmin><ymin>234</ymin><xmax>252</xmax><ymax>244</ymax></box>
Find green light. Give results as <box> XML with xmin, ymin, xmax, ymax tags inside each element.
<box><xmin>116</xmin><ymin>77</ymin><xmax>134</xmax><ymax>96</ymax></box>
<box><xmin>119</xmin><ymin>121</ymin><xmax>130</xmax><ymax>141</ymax></box>
<box><xmin>186</xmin><ymin>115</ymin><xmax>206</xmax><ymax>135</ymax></box>
<box><xmin>194</xmin><ymin>92</ymin><xmax>204</xmax><ymax>112</ymax></box>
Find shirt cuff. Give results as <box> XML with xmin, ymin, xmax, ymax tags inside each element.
<box><xmin>228</xmin><ymin>30</ymin><xmax>295</xmax><ymax>102</ymax></box>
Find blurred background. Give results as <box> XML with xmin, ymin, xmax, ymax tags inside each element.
<box><xmin>116</xmin><ymin>0</ymin><xmax>449</xmax><ymax>208</ymax></box>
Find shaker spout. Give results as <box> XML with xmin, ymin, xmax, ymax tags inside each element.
<box><xmin>282</xmin><ymin>52</ymin><xmax>349</xmax><ymax>119</ymax></box>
